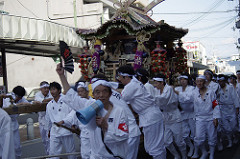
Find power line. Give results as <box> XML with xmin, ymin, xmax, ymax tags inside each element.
<box><xmin>16</xmin><ymin>0</ymin><xmax>38</xmax><ymax>18</ymax></box>
<box><xmin>181</xmin><ymin>0</ymin><xmax>226</xmax><ymax>27</ymax></box>
<box><xmin>189</xmin><ymin>16</ymin><xmax>237</xmax><ymax>31</ymax></box>
<box><xmin>7</xmin><ymin>56</ymin><xmax>28</xmax><ymax>66</ymax></box>
<box><xmin>153</xmin><ymin>9</ymin><xmax>236</xmax><ymax>15</ymax></box>
<box><xmin>196</xmin><ymin>17</ymin><xmax>236</xmax><ymax>40</ymax></box>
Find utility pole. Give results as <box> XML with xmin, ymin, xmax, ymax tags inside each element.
<box><xmin>73</xmin><ymin>0</ymin><xmax>77</xmax><ymax>28</ymax></box>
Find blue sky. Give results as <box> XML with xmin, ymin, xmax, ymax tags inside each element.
<box><xmin>151</xmin><ymin>0</ymin><xmax>238</xmax><ymax>58</ymax></box>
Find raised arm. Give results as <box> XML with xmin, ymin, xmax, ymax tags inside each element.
<box><xmin>56</xmin><ymin>63</ymin><xmax>70</xmax><ymax>93</ymax></box>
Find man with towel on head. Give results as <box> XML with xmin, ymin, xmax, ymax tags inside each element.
<box><xmin>116</xmin><ymin>65</ymin><xmax>166</xmax><ymax>159</ymax></box>
<box><xmin>34</xmin><ymin>81</ymin><xmax>53</xmax><ymax>155</ymax></box>
<box><xmin>204</xmin><ymin>69</ymin><xmax>219</xmax><ymax>95</ymax></box>
<box><xmin>174</xmin><ymin>73</ymin><xmax>195</xmax><ymax>158</ymax></box>
<box><xmin>45</xmin><ymin>82</ymin><xmax>76</xmax><ymax>159</ymax></box>
<box><xmin>153</xmin><ymin>73</ymin><xmax>187</xmax><ymax>159</ymax></box>
<box><xmin>91</xmin><ymin>74</ymin><xmax>141</xmax><ymax>159</ymax></box>
<box><xmin>191</xmin><ymin>75</ymin><xmax>220</xmax><ymax>159</ymax></box>
<box><xmin>56</xmin><ymin>64</ymin><xmax>129</xmax><ymax>159</ymax></box>
<box><xmin>217</xmin><ymin>74</ymin><xmax>239</xmax><ymax>148</ymax></box>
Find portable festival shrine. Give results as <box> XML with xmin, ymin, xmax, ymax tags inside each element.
<box><xmin>76</xmin><ymin>0</ymin><xmax>189</xmax><ymax>82</ymax></box>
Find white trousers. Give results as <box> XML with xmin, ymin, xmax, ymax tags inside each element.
<box><xmin>194</xmin><ymin>120</ymin><xmax>217</xmax><ymax>147</ymax></box>
<box><xmin>142</xmin><ymin>121</ymin><xmax>166</xmax><ymax>159</ymax></box>
<box><xmin>80</xmin><ymin>137</ymin><xmax>91</xmax><ymax>159</ymax></box>
<box><xmin>13</xmin><ymin>129</ymin><xmax>21</xmax><ymax>158</ymax></box>
<box><xmin>164</xmin><ymin>122</ymin><xmax>186</xmax><ymax>149</ymax></box>
<box><xmin>182</xmin><ymin>118</ymin><xmax>195</xmax><ymax>140</ymax></box>
<box><xmin>220</xmin><ymin>115</ymin><xmax>237</xmax><ymax>135</ymax></box>
<box><xmin>126</xmin><ymin>135</ymin><xmax>140</xmax><ymax>159</ymax></box>
<box><xmin>0</xmin><ymin>129</ymin><xmax>15</xmax><ymax>159</ymax></box>
<box><xmin>39</xmin><ymin>124</ymin><xmax>49</xmax><ymax>155</ymax></box>
<box><xmin>49</xmin><ymin>135</ymin><xmax>76</xmax><ymax>159</ymax></box>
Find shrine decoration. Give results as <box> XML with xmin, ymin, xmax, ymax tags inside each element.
<box><xmin>175</xmin><ymin>41</ymin><xmax>188</xmax><ymax>73</ymax></box>
<box><xmin>151</xmin><ymin>41</ymin><xmax>169</xmax><ymax>78</ymax></box>
<box><xmin>90</xmin><ymin>38</ymin><xmax>104</xmax><ymax>74</ymax></box>
<box><xmin>78</xmin><ymin>54</ymin><xmax>92</xmax><ymax>81</ymax></box>
<box><xmin>134</xmin><ymin>30</ymin><xmax>150</xmax><ymax>70</ymax></box>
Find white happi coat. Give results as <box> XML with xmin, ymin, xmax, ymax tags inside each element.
<box><xmin>144</xmin><ymin>82</ymin><xmax>156</xmax><ymax>97</ymax></box>
<box><xmin>45</xmin><ymin>94</ymin><xmax>76</xmax><ymax>159</ymax></box>
<box><xmin>63</xmin><ymin>89</ymin><xmax>94</xmax><ymax>159</ymax></box>
<box><xmin>193</xmin><ymin>88</ymin><xmax>220</xmax><ymax>122</ymax></box>
<box><xmin>235</xmin><ymin>82</ymin><xmax>240</xmax><ymax>132</ymax></box>
<box><xmin>0</xmin><ymin>108</ymin><xmax>15</xmax><ymax>159</ymax></box>
<box><xmin>34</xmin><ymin>91</ymin><xmax>52</xmax><ymax>127</ymax></box>
<box><xmin>62</xmin><ymin>89</ymin><xmax>94</xmax><ymax>139</ymax></box>
<box><xmin>110</xmin><ymin>89</ymin><xmax>141</xmax><ymax>138</ymax></box>
<box><xmin>193</xmin><ymin>88</ymin><xmax>221</xmax><ymax>146</ymax></box>
<box><xmin>88</xmin><ymin>102</ymin><xmax>129</xmax><ymax>159</ymax></box>
<box><xmin>34</xmin><ymin>91</ymin><xmax>52</xmax><ymax>154</ymax></box>
<box><xmin>45</xmin><ymin>94</ymin><xmax>75</xmax><ymax>137</ymax></box>
<box><xmin>206</xmin><ymin>81</ymin><xmax>220</xmax><ymax>95</ymax></box>
<box><xmin>217</xmin><ymin>84</ymin><xmax>239</xmax><ymax>133</ymax></box>
<box><xmin>111</xmin><ymin>89</ymin><xmax>141</xmax><ymax>159</ymax></box>
<box><xmin>121</xmin><ymin>77</ymin><xmax>163</xmax><ymax>127</ymax></box>
<box><xmin>175</xmin><ymin>86</ymin><xmax>195</xmax><ymax>120</ymax></box>
<box><xmin>218</xmin><ymin>84</ymin><xmax>239</xmax><ymax>117</ymax></box>
<box><xmin>121</xmin><ymin>77</ymin><xmax>166</xmax><ymax>158</ymax></box>
<box><xmin>65</xmin><ymin>89</ymin><xmax>129</xmax><ymax>159</ymax></box>
<box><xmin>155</xmin><ymin>84</ymin><xmax>182</xmax><ymax>124</ymax></box>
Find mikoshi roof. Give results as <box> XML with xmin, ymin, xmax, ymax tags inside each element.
<box><xmin>76</xmin><ymin>3</ymin><xmax>188</xmax><ymax>43</ymax></box>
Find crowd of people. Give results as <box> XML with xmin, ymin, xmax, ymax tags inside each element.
<box><xmin>1</xmin><ymin>64</ymin><xmax>240</xmax><ymax>159</ymax></box>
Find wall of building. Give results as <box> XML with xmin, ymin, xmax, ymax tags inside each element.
<box><xmin>0</xmin><ymin>0</ymin><xmax>107</xmax><ymax>93</ymax></box>
<box><xmin>0</xmin><ymin>54</ymin><xmax>82</xmax><ymax>94</ymax></box>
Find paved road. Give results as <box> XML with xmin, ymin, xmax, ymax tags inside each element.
<box><xmin>19</xmin><ymin>113</ymin><xmax>240</xmax><ymax>159</ymax></box>
<box><xmin>21</xmin><ymin>137</ymin><xmax>240</xmax><ymax>159</ymax></box>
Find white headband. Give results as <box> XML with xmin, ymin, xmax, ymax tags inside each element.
<box><xmin>91</xmin><ymin>78</ymin><xmax>98</xmax><ymax>83</ymax></box>
<box><xmin>40</xmin><ymin>83</ymin><xmax>50</xmax><ymax>88</ymax></box>
<box><xmin>92</xmin><ymin>80</ymin><xmax>119</xmax><ymax>91</ymax></box>
<box><xmin>196</xmin><ymin>75</ymin><xmax>206</xmax><ymax>80</ymax></box>
<box><xmin>236</xmin><ymin>72</ymin><xmax>240</xmax><ymax>75</ymax></box>
<box><xmin>136</xmin><ymin>72</ymin><xmax>143</xmax><ymax>76</ymax></box>
<box><xmin>118</xmin><ymin>72</ymin><xmax>133</xmax><ymax>77</ymax></box>
<box><xmin>77</xmin><ymin>82</ymin><xmax>88</xmax><ymax>91</ymax></box>
<box><xmin>153</xmin><ymin>77</ymin><xmax>165</xmax><ymax>82</ymax></box>
<box><xmin>217</xmin><ymin>77</ymin><xmax>225</xmax><ymax>81</ymax></box>
<box><xmin>204</xmin><ymin>70</ymin><xmax>213</xmax><ymax>76</ymax></box>
<box><xmin>178</xmin><ymin>75</ymin><xmax>188</xmax><ymax>79</ymax></box>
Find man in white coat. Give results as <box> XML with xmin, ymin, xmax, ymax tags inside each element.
<box><xmin>0</xmin><ymin>107</ymin><xmax>15</xmax><ymax>159</ymax></box>
<box><xmin>116</xmin><ymin>65</ymin><xmax>166</xmax><ymax>159</ymax></box>
<box><xmin>45</xmin><ymin>82</ymin><xmax>76</xmax><ymax>159</ymax></box>
<box><xmin>174</xmin><ymin>73</ymin><xmax>195</xmax><ymax>157</ymax></box>
<box><xmin>235</xmin><ymin>71</ymin><xmax>240</xmax><ymax>133</ymax></box>
<box><xmin>1</xmin><ymin>86</ymin><xmax>29</xmax><ymax>159</ymax></box>
<box><xmin>204</xmin><ymin>69</ymin><xmax>219</xmax><ymax>95</ymax></box>
<box><xmin>34</xmin><ymin>81</ymin><xmax>53</xmax><ymax>155</ymax></box>
<box><xmin>56</xmin><ymin>64</ymin><xmax>129</xmax><ymax>159</ymax></box>
<box><xmin>135</xmin><ymin>68</ymin><xmax>156</xmax><ymax>97</ymax></box>
<box><xmin>75</xmin><ymin>81</ymin><xmax>93</xmax><ymax>159</ymax></box>
<box><xmin>92</xmin><ymin>74</ymin><xmax>141</xmax><ymax>159</ymax></box>
<box><xmin>217</xmin><ymin>74</ymin><xmax>239</xmax><ymax>148</ymax></box>
<box><xmin>153</xmin><ymin>73</ymin><xmax>187</xmax><ymax>159</ymax></box>
<box><xmin>191</xmin><ymin>75</ymin><xmax>220</xmax><ymax>159</ymax></box>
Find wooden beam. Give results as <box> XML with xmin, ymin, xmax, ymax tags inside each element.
<box><xmin>3</xmin><ymin>102</ymin><xmax>48</xmax><ymax>115</ymax></box>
